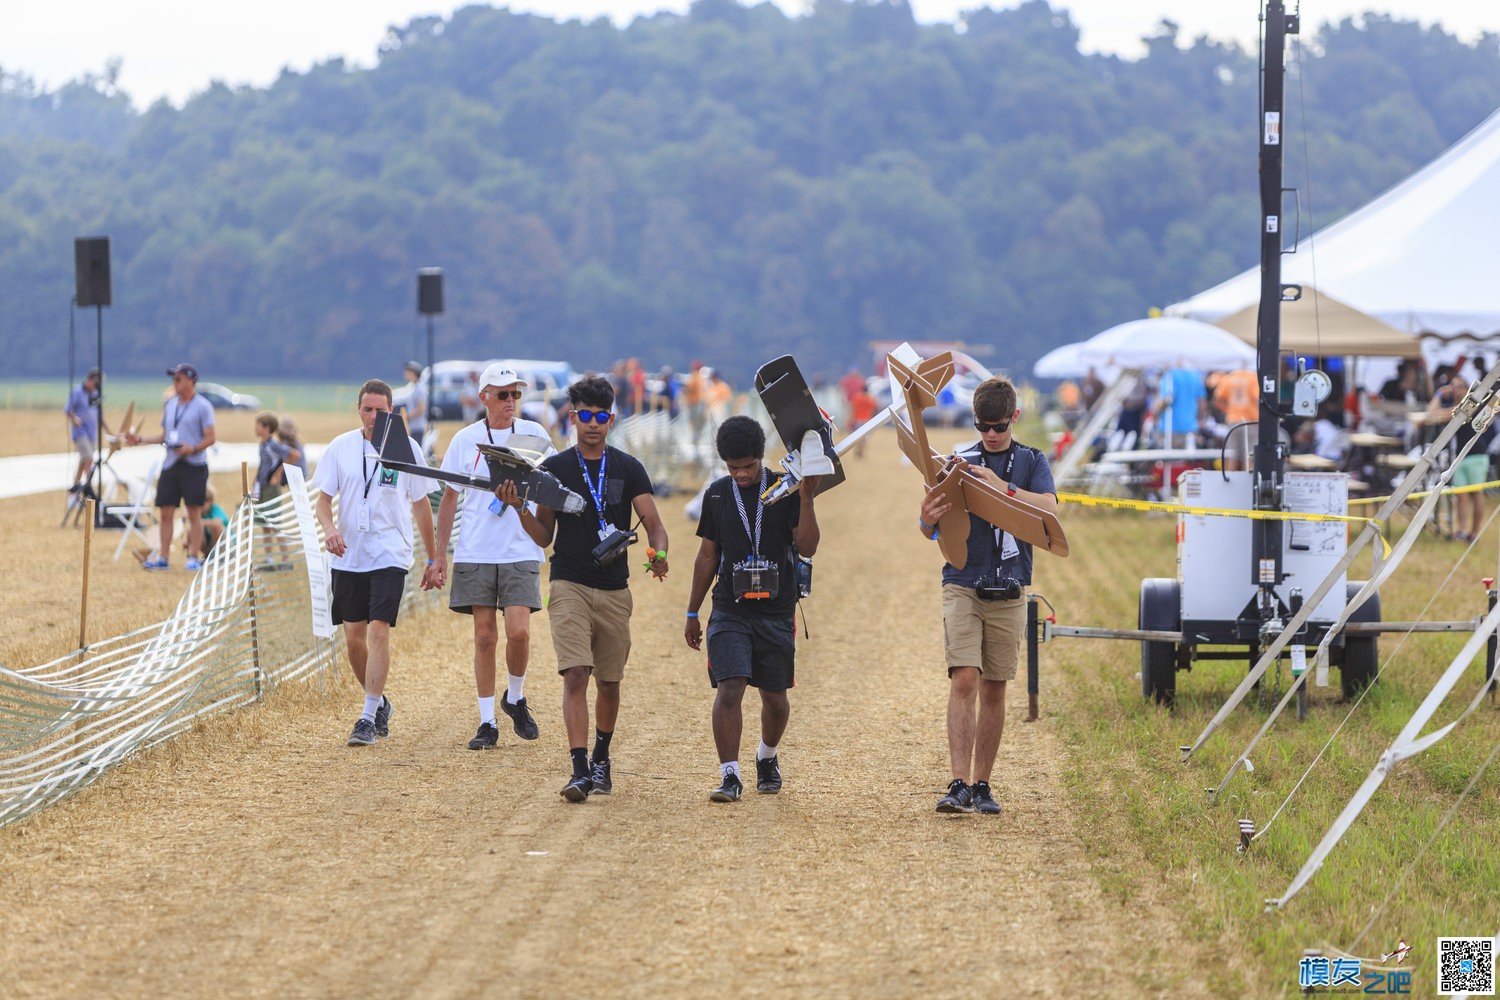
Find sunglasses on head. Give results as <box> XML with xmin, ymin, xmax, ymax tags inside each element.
<box><xmin>575</xmin><ymin>409</ymin><xmax>613</xmax><ymax>424</ymax></box>
<box><xmin>486</xmin><ymin>389</ymin><xmax>524</xmax><ymax>400</ymax></box>
<box><xmin>974</xmin><ymin>420</ymin><xmax>1011</xmax><ymax>434</ymax></box>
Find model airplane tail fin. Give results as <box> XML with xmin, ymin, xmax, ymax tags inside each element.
<box><xmin>371</xmin><ymin>411</ymin><xmax>418</xmax><ymax>466</ymax></box>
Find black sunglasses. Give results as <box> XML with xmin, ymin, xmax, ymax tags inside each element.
<box><xmin>974</xmin><ymin>420</ymin><xmax>1011</xmax><ymax>434</ymax></box>
<box><xmin>575</xmin><ymin>409</ymin><xmax>613</xmax><ymax>424</ymax></box>
<box><xmin>485</xmin><ymin>389</ymin><xmax>524</xmax><ymax>400</ymax></box>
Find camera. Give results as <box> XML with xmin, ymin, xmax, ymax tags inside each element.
<box><xmin>975</xmin><ymin>575</ymin><xmax>1022</xmax><ymax>601</ymax></box>
<box><xmin>795</xmin><ymin>556</ymin><xmax>813</xmax><ymax>598</ymax></box>
<box><xmin>732</xmin><ymin>557</ymin><xmax>779</xmax><ymax>601</ymax></box>
<box><xmin>591</xmin><ymin>527</ymin><xmax>638</xmax><ymax>567</ymax></box>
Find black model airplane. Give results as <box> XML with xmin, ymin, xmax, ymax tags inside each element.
<box><xmin>371</xmin><ymin>411</ymin><xmax>585</xmax><ymax>513</ymax></box>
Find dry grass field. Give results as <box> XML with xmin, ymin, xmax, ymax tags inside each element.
<box><xmin>2</xmin><ymin>405</ymin><xmax>1496</xmax><ymax>998</ymax></box>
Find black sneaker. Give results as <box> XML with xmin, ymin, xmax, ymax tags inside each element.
<box><xmin>710</xmin><ymin>772</ymin><xmax>743</xmax><ymax>803</ymax></box>
<box><xmin>755</xmin><ymin>755</ymin><xmax>782</xmax><ymax>794</ymax></box>
<box><xmin>374</xmin><ymin>696</ymin><xmax>392</xmax><ymax>739</ymax></box>
<box><xmin>561</xmin><ymin>773</ymin><xmax>594</xmax><ymax>802</ymax></box>
<box><xmin>935</xmin><ymin>778</ymin><xmax>974</xmax><ymax>814</ymax></box>
<box><xmin>347</xmin><ymin>718</ymin><xmax>377</xmax><ymax>747</ymax></box>
<box><xmin>500</xmin><ymin>693</ymin><xmax>540</xmax><ymax>741</ymax></box>
<box><xmin>590</xmin><ymin>758</ymin><xmax>613</xmax><ymax>795</ymax></box>
<box><xmin>467</xmin><ymin>722</ymin><xmax>500</xmax><ymax>750</ymax></box>
<box><xmin>970</xmin><ymin>780</ymin><xmax>1001</xmax><ymax>815</ymax></box>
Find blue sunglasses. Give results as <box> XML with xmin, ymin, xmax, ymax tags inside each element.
<box><xmin>575</xmin><ymin>409</ymin><xmax>613</xmax><ymax>424</ymax></box>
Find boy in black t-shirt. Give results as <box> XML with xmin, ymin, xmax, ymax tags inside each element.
<box><xmin>685</xmin><ymin>416</ymin><xmax>822</xmax><ymax>803</ymax></box>
<box><xmin>516</xmin><ymin>375</ymin><xmax>669</xmax><ymax>802</ymax></box>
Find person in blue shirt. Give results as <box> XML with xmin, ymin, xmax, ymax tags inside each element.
<box><xmin>918</xmin><ymin>375</ymin><xmax>1058</xmax><ymax>816</ymax></box>
<box><xmin>124</xmin><ymin>363</ymin><xmax>217</xmax><ymax>571</ymax></box>
<box><xmin>1157</xmin><ymin>366</ymin><xmax>1207</xmax><ymax>447</ymax></box>
<box><xmin>64</xmin><ymin>368</ymin><xmax>107</xmax><ymax>495</ymax></box>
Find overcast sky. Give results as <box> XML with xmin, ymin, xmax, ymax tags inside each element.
<box><xmin>3</xmin><ymin>0</ymin><xmax>1497</xmax><ymax>109</ymax></box>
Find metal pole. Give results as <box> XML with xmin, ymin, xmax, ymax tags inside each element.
<box><xmin>1486</xmin><ymin>583</ymin><xmax>1496</xmax><ymax>697</ymax></box>
<box><xmin>79</xmin><ymin>498</ymin><xmax>95</xmax><ymax>649</ymax></box>
<box><xmin>1026</xmin><ymin>594</ymin><xmax>1040</xmax><ymax>721</ymax></box>
<box><xmin>1251</xmin><ymin>0</ymin><xmax>1295</xmax><ymax>588</ymax></box>
<box><xmin>93</xmin><ymin>304</ymin><xmax>104</xmax><ymax>521</ymax></box>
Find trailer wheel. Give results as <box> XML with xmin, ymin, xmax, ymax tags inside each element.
<box><xmin>1140</xmin><ymin>578</ymin><xmax>1181</xmax><ymax>706</ymax></box>
<box><xmin>1340</xmin><ymin>581</ymin><xmax>1381</xmax><ymax>699</ymax></box>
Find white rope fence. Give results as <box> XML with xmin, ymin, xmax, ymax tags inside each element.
<box><xmin>0</xmin><ymin>485</ymin><xmax>444</xmax><ymax>829</ymax></box>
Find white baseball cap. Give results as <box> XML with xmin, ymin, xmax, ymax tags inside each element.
<box><xmin>480</xmin><ymin>364</ymin><xmax>528</xmax><ymax>391</ymax></box>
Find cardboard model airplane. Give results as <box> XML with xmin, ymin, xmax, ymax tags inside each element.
<box><xmin>371</xmin><ymin>411</ymin><xmax>585</xmax><ymax>513</ymax></box>
<box><xmin>103</xmin><ymin>400</ymin><xmax>142</xmax><ymax>462</ymax></box>
<box><xmin>888</xmin><ymin>351</ymin><xmax>1069</xmax><ymax>568</ymax></box>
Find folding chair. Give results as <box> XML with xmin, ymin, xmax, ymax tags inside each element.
<box><xmin>111</xmin><ymin>460</ymin><xmax>162</xmax><ymax>561</ymax></box>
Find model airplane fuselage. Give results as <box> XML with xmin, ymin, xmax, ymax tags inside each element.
<box><xmin>371</xmin><ymin>412</ymin><xmax>585</xmax><ymax>514</ymax></box>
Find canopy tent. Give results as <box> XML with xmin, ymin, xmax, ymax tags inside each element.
<box><xmin>1076</xmin><ymin>316</ymin><xmax>1255</xmax><ymax>371</ymax></box>
<box><xmin>1214</xmin><ymin>290</ymin><xmax>1421</xmax><ymax>358</ymax></box>
<box><xmin>1168</xmin><ymin>106</ymin><xmax>1500</xmax><ymax>344</ymax></box>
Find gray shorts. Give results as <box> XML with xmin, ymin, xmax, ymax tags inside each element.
<box><xmin>73</xmin><ymin>436</ymin><xmax>94</xmax><ymax>462</ymax></box>
<box><xmin>449</xmin><ymin>560</ymin><xmax>542</xmax><ymax>614</ymax></box>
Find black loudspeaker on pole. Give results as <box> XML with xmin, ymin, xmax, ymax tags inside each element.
<box><xmin>74</xmin><ymin>236</ymin><xmax>111</xmax><ymax>526</ymax></box>
<box><xmin>417</xmin><ymin>268</ymin><xmax>444</xmax><ymax>315</ymax></box>
<box><xmin>75</xmin><ymin>237</ymin><xmax>112</xmax><ymax>308</ymax></box>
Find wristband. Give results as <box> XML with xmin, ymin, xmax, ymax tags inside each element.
<box><xmin>918</xmin><ymin>517</ymin><xmax>934</xmax><ymax>531</ymax></box>
<box><xmin>686</xmin><ymin>611</ymin><xmax>698</xmax><ymax>618</ymax></box>
<box><xmin>426</xmin><ymin>559</ymin><xmax>435</xmax><ymax>565</ymax></box>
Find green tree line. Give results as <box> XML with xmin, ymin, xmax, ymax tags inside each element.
<box><xmin>1</xmin><ymin>0</ymin><xmax>1496</xmax><ymax>386</ymax></box>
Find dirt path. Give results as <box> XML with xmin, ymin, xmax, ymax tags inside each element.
<box><xmin>0</xmin><ymin>431</ymin><xmax>1219</xmax><ymax>998</ymax></box>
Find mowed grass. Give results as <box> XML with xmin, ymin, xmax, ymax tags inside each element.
<box><xmin>1040</xmin><ymin>498</ymin><xmax>1500</xmax><ymax>986</ymax></box>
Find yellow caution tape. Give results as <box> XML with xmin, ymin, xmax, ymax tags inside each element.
<box><xmin>1347</xmin><ymin>477</ymin><xmax>1500</xmax><ymax>507</ymax></box>
<box><xmin>1057</xmin><ymin>490</ymin><xmax>1392</xmax><ymax>557</ymax></box>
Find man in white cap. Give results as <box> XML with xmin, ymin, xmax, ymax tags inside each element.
<box><xmin>433</xmin><ymin>364</ymin><xmax>551</xmax><ymax>750</ymax></box>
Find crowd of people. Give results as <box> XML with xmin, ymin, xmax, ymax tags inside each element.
<box><xmin>62</xmin><ymin>358</ymin><xmax>1055</xmax><ymax>815</ymax></box>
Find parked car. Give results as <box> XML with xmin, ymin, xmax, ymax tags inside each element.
<box><xmin>196</xmin><ymin>381</ymin><xmax>262</xmax><ymax>410</ymax></box>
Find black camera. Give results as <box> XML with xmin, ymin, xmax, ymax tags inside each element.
<box><xmin>732</xmin><ymin>557</ymin><xmax>779</xmax><ymax>601</ymax></box>
<box><xmin>975</xmin><ymin>575</ymin><xmax>1022</xmax><ymax>601</ymax></box>
<box><xmin>591</xmin><ymin>527</ymin><xmax>638</xmax><ymax>567</ymax></box>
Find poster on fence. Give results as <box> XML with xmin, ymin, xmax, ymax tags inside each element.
<box><xmin>284</xmin><ymin>465</ymin><xmax>335</xmax><ymax>638</ymax></box>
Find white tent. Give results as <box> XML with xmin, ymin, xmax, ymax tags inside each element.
<box><xmin>1076</xmin><ymin>317</ymin><xmax>1255</xmax><ymax>370</ymax></box>
<box><xmin>1168</xmin><ymin>107</ymin><xmax>1500</xmax><ymax>344</ymax></box>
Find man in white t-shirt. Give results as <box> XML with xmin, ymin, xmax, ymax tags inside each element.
<box><xmin>313</xmin><ymin>378</ymin><xmax>442</xmax><ymax>747</ymax></box>
<box><xmin>434</xmin><ymin>364</ymin><xmax>553</xmax><ymax>751</ymax></box>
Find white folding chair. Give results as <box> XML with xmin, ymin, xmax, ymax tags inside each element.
<box><xmin>111</xmin><ymin>460</ymin><xmax>162</xmax><ymax>561</ymax></box>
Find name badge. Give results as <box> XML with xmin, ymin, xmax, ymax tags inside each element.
<box><xmin>357</xmin><ymin>503</ymin><xmax>370</xmax><ymax>532</ymax></box>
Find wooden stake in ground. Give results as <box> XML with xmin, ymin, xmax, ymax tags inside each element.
<box><xmin>79</xmin><ymin>498</ymin><xmax>95</xmax><ymax>650</ymax></box>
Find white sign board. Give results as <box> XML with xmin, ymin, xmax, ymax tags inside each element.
<box><xmin>284</xmin><ymin>465</ymin><xmax>334</xmax><ymax>639</ymax></box>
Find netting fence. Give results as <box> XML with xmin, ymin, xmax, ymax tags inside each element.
<box><xmin>0</xmin><ymin>488</ymin><xmax>444</xmax><ymax>829</ymax></box>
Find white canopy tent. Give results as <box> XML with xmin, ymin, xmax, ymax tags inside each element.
<box><xmin>1168</xmin><ymin>107</ymin><xmax>1500</xmax><ymax>345</ymax></box>
<box><xmin>1075</xmin><ymin>316</ymin><xmax>1255</xmax><ymax>371</ymax></box>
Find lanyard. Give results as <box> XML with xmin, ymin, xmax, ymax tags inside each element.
<box><xmin>360</xmin><ymin>444</ymin><xmax>381</xmax><ymax>500</ymax></box>
<box><xmin>979</xmin><ymin>445</ymin><xmax>1018</xmax><ymax>559</ymax></box>
<box><xmin>730</xmin><ymin>468</ymin><xmax>768</xmax><ymax>557</ymax></box>
<box><xmin>577</xmin><ymin>448</ymin><xmax>610</xmax><ymax>531</ymax></box>
<box><xmin>166</xmin><ymin>397</ymin><xmax>191</xmax><ymax>433</ymax></box>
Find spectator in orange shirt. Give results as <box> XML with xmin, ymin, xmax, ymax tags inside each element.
<box><xmin>1214</xmin><ymin>367</ymin><xmax>1260</xmax><ymax>470</ymax></box>
<box><xmin>849</xmin><ymin>383</ymin><xmax>878</xmax><ymax>457</ymax></box>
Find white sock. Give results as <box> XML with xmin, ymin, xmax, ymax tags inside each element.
<box><xmin>507</xmin><ymin>674</ymin><xmax>525</xmax><ymax>703</ymax></box>
<box><xmin>361</xmin><ymin>695</ymin><xmax>381</xmax><ymax>723</ymax></box>
<box><xmin>721</xmin><ymin>761</ymin><xmax>741</xmax><ymax>780</ymax></box>
<box><xmin>756</xmin><ymin>741</ymin><xmax>778</xmax><ymax>761</ymax></box>
<box><xmin>478</xmin><ymin>696</ymin><xmax>495</xmax><ymax>726</ymax></box>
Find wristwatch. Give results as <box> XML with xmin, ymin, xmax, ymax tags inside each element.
<box><xmin>1006</xmin><ymin>482</ymin><xmax>1017</xmax><ymax>497</ymax></box>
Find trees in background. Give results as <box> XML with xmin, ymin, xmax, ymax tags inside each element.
<box><xmin>0</xmin><ymin>2</ymin><xmax>1496</xmax><ymax>384</ymax></box>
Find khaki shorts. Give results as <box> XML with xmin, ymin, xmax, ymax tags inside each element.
<box><xmin>942</xmin><ymin>583</ymin><xmax>1024</xmax><ymax>681</ymax></box>
<box><xmin>450</xmin><ymin>561</ymin><xmax>542</xmax><ymax>614</ymax></box>
<box><xmin>548</xmin><ymin>579</ymin><xmax>632</xmax><ymax>682</ymax></box>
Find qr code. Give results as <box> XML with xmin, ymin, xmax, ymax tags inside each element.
<box><xmin>1440</xmin><ymin>937</ymin><xmax>1496</xmax><ymax>995</ymax></box>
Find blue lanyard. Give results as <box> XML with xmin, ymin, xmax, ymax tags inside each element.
<box><xmin>577</xmin><ymin>448</ymin><xmax>609</xmax><ymax>531</ymax></box>
<box><xmin>730</xmin><ymin>468</ymin><xmax>767</xmax><ymax>557</ymax></box>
